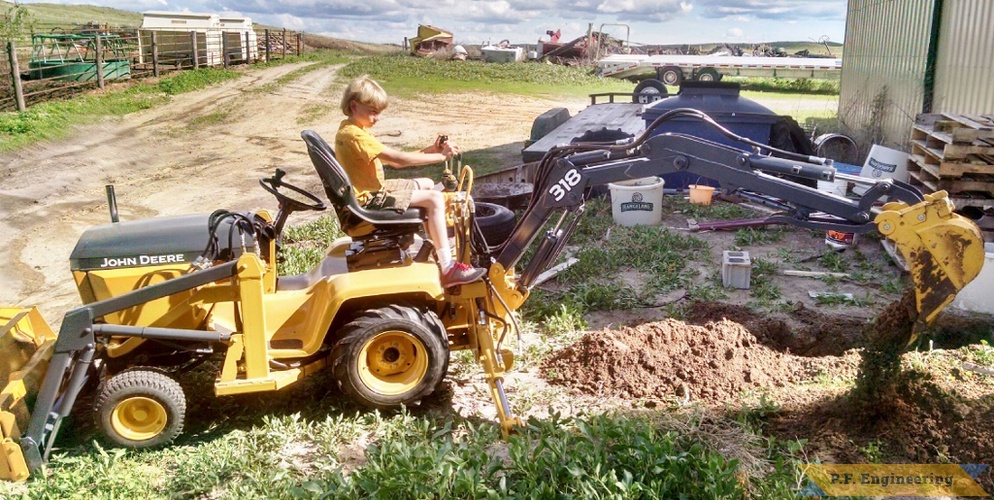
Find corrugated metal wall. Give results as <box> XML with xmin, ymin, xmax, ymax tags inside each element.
<box><xmin>842</xmin><ymin>0</ymin><xmax>994</xmax><ymax>148</ymax></box>
<box><xmin>933</xmin><ymin>0</ymin><xmax>994</xmax><ymax>114</ymax></box>
<box><xmin>840</xmin><ymin>0</ymin><xmax>935</xmax><ymax>149</ymax></box>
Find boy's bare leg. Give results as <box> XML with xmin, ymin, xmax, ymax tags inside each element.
<box><xmin>409</xmin><ymin>190</ymin><xmax>449</xmax><ymax>261</ymax></box>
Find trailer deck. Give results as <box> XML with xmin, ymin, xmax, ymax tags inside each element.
<box><xmin>598</xmin><ymin>54</ymin><xmax>842</xmax><ymax>80</ymax></box>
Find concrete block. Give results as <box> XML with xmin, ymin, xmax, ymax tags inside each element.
<box><xmin>722</xmin><ymin>250</ymin><xmax>751</xmax><ymax>289</ymax></box>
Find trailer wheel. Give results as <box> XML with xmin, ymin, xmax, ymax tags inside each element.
<box><xmin>475</xmin><ymin>202</ymin><xmax>516</xmax><ymax>247</ymax></box>
<box><xmin>659</xmin><ymin>66</ymin><xmax>683</xmax><ymax>86</ymax></box>
<box><xmin>94</xmin><ymin>368</ymin><xmax>186</xmax><ymax>449</ymax></box>
<box><xmin>332</xmin><ymin>305</ymin><xmax>448</xmax><ymax>409</ymax></box>
<box><xmin>696</xmin><ymin>68</ymin><xmax>721</xmax><ymax>82</ymax></box>
<box><xmin>632</xmin><ymin>78</ymin><xmax>668</xmax><ymax>104</ymax></box>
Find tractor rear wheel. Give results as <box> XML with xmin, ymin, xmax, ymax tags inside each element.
<box><xmin>332</xmin><ymin>305</ymin><xmax>448</xmax><ymax>409</ymax></box>
<box><xmin>94</xmin><ymin>368</ymin><xmax>186</xmax><ymax>449</ymax></box>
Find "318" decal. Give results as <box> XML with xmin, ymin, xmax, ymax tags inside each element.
<box><xmin>548</xmin><ymin>168</ymin><xmax>582</xmax><ymax>202</ymax></box>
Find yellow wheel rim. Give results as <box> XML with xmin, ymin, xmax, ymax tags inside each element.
<box><xmin>357</xmin><ymin>331</ymin><xmax>429</xmax><ymax>396</ymax></box>
<box><xmin>110</xmin><ymin>396</ymin><xmax>167</xmax><ymax>441</ymax></box>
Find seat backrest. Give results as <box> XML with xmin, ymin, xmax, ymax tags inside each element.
<box><xmin>301</xmin><ymin>129</ymin><xmax>356</xmax><ymax>211</ymax></box>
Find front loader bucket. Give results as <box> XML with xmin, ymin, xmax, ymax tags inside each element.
<box><xmin>876</xmin><ymin>191</ymin><xmax>985</xmax><ymax>342</ymax></box>
<box><xmin>0</xmin><ymin>307</ymin><xmax>56</xmax><ymax>482</ymax></box>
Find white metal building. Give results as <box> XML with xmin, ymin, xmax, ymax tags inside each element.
<box><xmin>218</xmin><ymin>16</ymin><xmax>259</xmax><ymax>63</ymax></box>
<box><xmin>840</xmin><ymin>0</ymin><xmax>994</xmax><ymax>148</ymax></box>
<box><xmin>140</xmin><ymin>12</ymin><xmax>223</xmax><ymax>66</ymax></box>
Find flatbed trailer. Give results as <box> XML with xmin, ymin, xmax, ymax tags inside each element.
<box><xmin>597</xmin><ymin>54</ymin><xmax>842</xmax><ymax>84</ymax></box>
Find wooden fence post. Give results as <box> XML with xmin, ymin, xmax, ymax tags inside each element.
<box><xmin>7</xmin><ymin>41</ymin><xmax>25</xmax><ymax>112</ymax></box>
<box><xmin>151</xmin><ymin>31</ymin><xmax>160</xmax><ymax>77</ymax></box>
<box><xmin>244</xmin><ymin>31</ymin><xmax>251</xmax><ymax>63</ymax></box>
<box><xmin>222</xmin><ymin>36</ymin><xmax>229</xmax><ymax>69</ymax></box>
<box><xmin>94</xmin><ymin>33</ymin><xmax>105</xmax><ymax>89</ymax></box>
<box><xmin>296</xmin><ymin>33</ymin><xmax>302</xmax><ymax>56</ymax></box>
<box><xmin>265</xmin><ymin>29</ymin><xmax>270</xmax><ymax>62</ymax></box>
<box><xmin>191</xmin><ymin>31</ymin><xmax>199</xmax><ymax>69</ymax></box>
<box><xmin>281</xmin><ymin>28</ymin><xmax>287</xmax><ymax>58</ymax></box>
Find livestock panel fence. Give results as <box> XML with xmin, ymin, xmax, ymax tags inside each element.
<box><xmin>1</xmin><ymin>22</ymin><xmax>303</xmax><ymax>111</ymax></box>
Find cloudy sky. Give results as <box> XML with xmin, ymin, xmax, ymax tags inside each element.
<box><xmin>24</xmin><ymin>0</ymin><xmax>848</xmax><ymax>47</ymax></box>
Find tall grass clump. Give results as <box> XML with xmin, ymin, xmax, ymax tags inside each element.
<box><xmin>725</xmin><ymin>76</ymin><xmax>839</xmax><ymax>95</ymax></box>
<box><xmin>156</xmin><ymin>67</ymin><xmax>241</xmax><ymax>95</ymax></box>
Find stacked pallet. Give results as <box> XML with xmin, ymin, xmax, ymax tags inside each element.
<box><xmin>909</xmin><ymin>113</ymin><xmax>994</xmax><ymax>208</ymax></box>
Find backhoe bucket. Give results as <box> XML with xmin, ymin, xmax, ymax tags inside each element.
<box><xmin>876</xmin><ymin>191</ymin><xmax>985</xmax><ymax>342</ymax></box>
<box><xmin>0</xmin><ymin>307</ymin><xmax>56</xmax><ymax>482</ymax></box>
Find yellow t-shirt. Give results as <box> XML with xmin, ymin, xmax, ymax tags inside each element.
<box><xmin>335</xmin><ymin>119</ymin><xmax>385</xmax><ymax>203</ymax></box>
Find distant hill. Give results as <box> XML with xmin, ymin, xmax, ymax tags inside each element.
<box><xmin>1</xmin><ymin>1</ymin><xmax>397</xmax><ymax>54</ymax></box>
<box><xmin>2</xmin><ymin>1</ymin><xmax>141</xmax><ymax>28</ymax></box>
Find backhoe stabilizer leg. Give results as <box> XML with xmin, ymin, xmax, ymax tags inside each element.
<box><xmin>876</xmin><ymin>191</ymin><xmax>985</xmax><ymax>332</ymax></box>
<box><xmin>473</xmin><ymin>322</ymin><xmax>522</xmax><ymax>438</ymax></box>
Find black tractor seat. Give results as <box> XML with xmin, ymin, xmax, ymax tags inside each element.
<box><xmin>301</xmin><ymin>130</ymin><xmax>430</xmax><ymax>270</ymax></box>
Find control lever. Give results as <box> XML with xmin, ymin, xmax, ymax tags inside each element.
<box><xmin>438</xmin><ymin>135</ymin><xmax>458</xmax><ymax>191</ymax></box>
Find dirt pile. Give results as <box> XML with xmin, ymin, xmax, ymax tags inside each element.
<box><xmin>683</xmin><ymin>301</ymin><xmax>869</xmax><ymax>356</ymax></box>
<box><xmin>542</xmin><ymin>318</ymin><xmax>829</xmax><ymax>404</ymax></box>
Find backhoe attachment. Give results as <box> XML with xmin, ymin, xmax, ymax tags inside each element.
<box><xmin>0</xmin><ymin>308</ymin><xmax>56</xmax><ymax>482</ymax></box>
<box><xmin>875</xmin><ymin>190</ymin><xmax>985</xmax><ymax>341</ymax></box>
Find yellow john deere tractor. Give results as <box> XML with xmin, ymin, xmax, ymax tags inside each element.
<box><xmin>0</xmin><ymin>113</ymin><xmax>985</xmax><ymax>481</ymax></box>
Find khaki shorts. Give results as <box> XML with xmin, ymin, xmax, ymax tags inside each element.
<box><xmin>364</xmin><ymin>178</ymin><xmax>417</xmax><ymax>212</ymax></box>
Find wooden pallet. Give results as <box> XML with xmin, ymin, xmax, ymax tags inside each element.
<box><xmin>908</xmin><ymin>113</ymin><xmax>994</xmax><ymax>206</ymax></box>
<box><xmin>910</xmin><ymin>113</ymin><xmax>994</xmax><ymax>178</ymax></box>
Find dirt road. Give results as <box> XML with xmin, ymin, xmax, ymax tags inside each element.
<box><xmin>0</xmin><ymin>63</ymin><xmax>590</xmax><ymax>319</ymax></box>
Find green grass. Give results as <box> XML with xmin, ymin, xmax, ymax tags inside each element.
<box><xmin>6</xmin><ymin>404</ymin><xmax>806</xmax><ymax>498</ymax></box>
<box><xmin>0</xmin><ymin>67</ymin><xmax>243</xmax><ymax>151</ymax></box>
<box><xmin>339</xmin><ymin>54</ymin><xmax>634</xmax><ymax>100</ymax></box>
<box><xmin>730</xmin><ymin>77</ymin><xmax>839</xmax><ymax>96</ymax></box>
<box><xmin>279</xmin><ymin>215</ymin><xmax>345</xmax><ymax>276</ymax></box>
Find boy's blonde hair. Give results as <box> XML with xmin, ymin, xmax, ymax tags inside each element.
<box><xmin>340</xmin><ymin>75</ymin><xmax>388</xmax><ymax>116</ymax></box>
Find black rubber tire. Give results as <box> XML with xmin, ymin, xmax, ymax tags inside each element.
<box><xmin>475</xmin><ymin>201</ymin><xmax>516</xmax><ymax>247</ymax></box>
<box><xmin>331</xmin><ymin>305</ymin><xmax>448</xmax><ymax>409</ymax></box>
<box><xmin>632</xmin><ymin>78</ymin><xmax>668</xmax><ymax>104</ymax></box>
<box><xmin>696</xmin><ymin>68</ymin><xmax>721</xmax><ymax>82</ymax></box>
<box><xmin>659</xmin><ymin>66</ymin><xmax>683</xmax><ymax>86</ymax></box>
<box><xmin>94</xmin><ymin>368</ymin><xmax>186</xmax><ymax>449</ymax></box>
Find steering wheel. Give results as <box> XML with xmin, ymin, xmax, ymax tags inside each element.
<box><xmin>259</xmin><ymin>168</ymin><xmax>326</xmax><ymax>212</ymax></box>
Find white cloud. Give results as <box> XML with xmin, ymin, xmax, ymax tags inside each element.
<box><xmin>726</xmin><ymin>27</ymin><xmax>743</xmax><ymax>38</ymax></box>
<box><xmin>15</xmin><ymin>0</ymin><xmax>848</xmax><ymax>45</ymax></box>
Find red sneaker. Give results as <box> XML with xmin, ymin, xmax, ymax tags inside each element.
<box><xmin>441</xmin><ymin>262</ymin><xmax>486</xmax><ymax>287</ymax></box>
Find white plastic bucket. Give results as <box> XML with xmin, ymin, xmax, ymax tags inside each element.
<box><xmin>853</xmin><ymin>144</ymin><xmax>910</xmax><ymax>195</ymax></box>
<box><xmin>608</xmin><ymin>176</ymin><xmax>664</xmax><ymax>226</ymax></box>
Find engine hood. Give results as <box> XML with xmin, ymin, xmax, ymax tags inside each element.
<box><xmin>69</xmin><ymin>213</ymin><xmax>247</xmax><ymax>272</ymax></box>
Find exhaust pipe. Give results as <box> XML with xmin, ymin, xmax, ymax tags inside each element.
<box><xmin>105</xmin><ymin>185</ymin><xmax>119</xmax><ymax>223</ymax></box>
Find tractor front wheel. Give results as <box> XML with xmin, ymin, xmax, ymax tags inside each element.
<box><xmin>94</xmin><ymin>368</ymin><xmax>186</xmax><ymax>449</ymax></box>
<box><xmin>332</xmin><ymin>305</ymin><xmax>448</xmax><ymax>409</ymax></box>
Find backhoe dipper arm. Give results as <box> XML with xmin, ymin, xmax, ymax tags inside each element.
<box><xmin>493</xmin><ymin>131</ymin><xmax>984</xmax><ymax>332</ymax></box>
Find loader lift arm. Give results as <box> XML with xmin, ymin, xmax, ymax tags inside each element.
<box><xmin>15</xmin><ymin>261</ymin><xmax>237</xmax><ymax>475</ymax></box>
<box><xmin>490</xmin><ymin>108</ymin><xmax>984</xmax><ymax>335</ymax></box>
